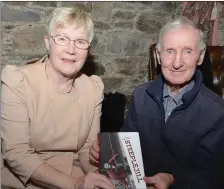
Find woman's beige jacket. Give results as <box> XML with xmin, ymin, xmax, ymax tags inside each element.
<box><xmin>1</xmin><ymin>56</ymin><xmax>104</xmax><ymax>188</ymax></box>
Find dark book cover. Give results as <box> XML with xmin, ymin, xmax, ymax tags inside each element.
<box><xmin>99</xmin><ymin>132</ymin><xmax>146</xmax><ymax>189</ymax></box>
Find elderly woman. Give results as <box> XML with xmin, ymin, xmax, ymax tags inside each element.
<box><xmin>1</xmin><ymin>7</ymin><xmax>114</xmax><ymax>189</ymax></box>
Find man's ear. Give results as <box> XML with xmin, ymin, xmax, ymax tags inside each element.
<box><xmin>156</xmin><ymin>48</ymin><xmax>162</xmax><ymax>65</ymax></box>
<box><xmin>44</xmin><ymin>36</ymin><xmax>50</xmax><ymax>51</ymax></box>
<box><xmin>197</xmin><ymin>48</ymin><xmax>206</xmax><ymax>66</ymax></box>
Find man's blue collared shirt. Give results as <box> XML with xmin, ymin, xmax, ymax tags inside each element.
<box><xmin>163</xmin><ymin>80</ymin><xmax>195</xmax><ymax>122</ymax></box>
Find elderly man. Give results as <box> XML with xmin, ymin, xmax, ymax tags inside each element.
<box><xmin>90</xmin><ymin>17</ymin><xmax>224</xmax><ymax>189</ymax></box>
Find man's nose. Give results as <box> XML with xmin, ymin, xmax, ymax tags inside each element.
<box><xmin>172</xmin><ymin>53</ymin><xmax>184</xmax><ymax>69</ymax></box>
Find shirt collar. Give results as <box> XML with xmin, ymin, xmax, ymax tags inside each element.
<box><xmin>163</xmin><ymin>79</ymin><xmax>195</xmax><ymax>105</ymax></box>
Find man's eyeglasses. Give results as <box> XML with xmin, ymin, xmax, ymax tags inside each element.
<box><xmin>50</xmin><ymin>35</ymin><xmax>90</xmax><ymax>50</ymax></box>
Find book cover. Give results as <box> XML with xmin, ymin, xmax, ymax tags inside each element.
<box><xmin>99</xmin><ymin>132</ymin><xmax>147</xmax><ymax>189</ymax></box>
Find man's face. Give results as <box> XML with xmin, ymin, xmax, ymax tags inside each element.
<box><xmin>157</xmin><ymin>26</ymin><xmax>205</xmax><ymax>86</ymax></box>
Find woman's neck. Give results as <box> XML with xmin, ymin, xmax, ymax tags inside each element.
<box><xmin>45</xmin><ymin>60</ymin><xmax>75</xmax><ymax>93</ymax></box>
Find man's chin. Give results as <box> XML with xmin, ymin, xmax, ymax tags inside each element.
<box><xmin>166</xmin><ymin>78</ymin><xmax>191</xmax><ymax>88</ymax></box>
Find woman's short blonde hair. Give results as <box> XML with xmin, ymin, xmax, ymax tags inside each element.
<box><xmin>46</xmin><ymin>7</ymin><xmax>94</xmax><ymax>42</ymax></box>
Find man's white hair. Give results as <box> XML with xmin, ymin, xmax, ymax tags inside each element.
<box><xmin>156</xmin><ymin>16</ymin><xmax>206</xmax><ymax>51</ymax></box>
<box><xmin>46</xmin><ymin>7</ymin><xmax>94</xmax><ymax>43</ymax></box>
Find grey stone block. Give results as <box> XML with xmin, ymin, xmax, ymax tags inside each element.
<box><xmin>151</xmin><ymin>2</ymin><xmax>176</xmax><ymax>12</ymax></box>
<box><xmin>6</xmin><ymin>25</ymin><xmax>46</xmax><ymax>51</ymax></box>
<box><xmin>112</xmin><ymin>11</ymin><xmax>136</xmax><ymax>21</ymax></box>
<box><xmin>94</xmin><ymin>21</ymin><xmax>111</xmax><ymax>30</ymax></box>
<box><xmin>92</xmin><ymin>2</ymin><xmax>112</xmax><ymax>21</ymax></box>
<box><xmin>61</xmin><ymin>2</ymin><xmax>92</xmax><ymax>12</ymax></box>
<box><xmin>136</xmin><ymin>14</ymin><xmax>162</xmax><ymax>34</ymax></box>
<box><xmin>1</xmin><ymin>6</ymin><xmax>40</xmax><ymax>22</ymax></box>
<box><xmin>32</xmin><ymin>1</ymin><xmax>57</xmax><ymax>7</ymax></box>
<box><xmin>2</xmin><ymin>1</ymin><xmax>28</xmax><ymax>6</ymax></box>
<box><xmin>107</xmin><ymin>32</ymin><xmax>147</xmax><ymax>56</ymax></box>
<box><xmin>103</xmin><ymin>78</ymin><xmax>124</xmax><ymax>92</ymax></box>
<box><xmin>113</xmin><ymin>22</ymin><xmax>133</xmax><ymax>29</ymax></box>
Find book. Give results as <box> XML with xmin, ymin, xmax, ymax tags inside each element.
<box><xmin>99</xmin><ymin>132</ymin><xmax>147</xmax><ymax>189</ymax></box>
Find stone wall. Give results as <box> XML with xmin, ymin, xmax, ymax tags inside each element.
<box><xmin>1</xmin><ymin>1</ymin><xmax>224</xmax><ymax>95</ymax></box>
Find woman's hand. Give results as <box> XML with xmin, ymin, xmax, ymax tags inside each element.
<box><xmin>76</xmin><ymin>172</ymin><xmax>115</xmax><ymax>189</ymax></box>
<box><xmin>144</xmin><ymin>173</ymin><xmax>174</xmax><ymax>189</ymax></box>
<box><xmin>89</xmin><ymin>140</ymin><xmax>100</xmax><ymax>165</ymax></box>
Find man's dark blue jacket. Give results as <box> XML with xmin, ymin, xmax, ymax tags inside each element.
<box><xmin>121</xmin><ymin>70</ymin><xmax>224</xmax><ymax>189</ymax></box>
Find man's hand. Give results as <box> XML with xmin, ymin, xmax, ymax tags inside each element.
<box><xmin>144</xmin><ymin>173</ymin><xmax>174</xmax><ymax>189</ymax></box>
<box><xmin>89</xmin><ymin>140</ymin><xmax>100</xmax><ymax>165</ymax></box>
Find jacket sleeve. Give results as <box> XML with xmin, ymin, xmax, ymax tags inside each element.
<box><xmin>173</xmin><ymin>114</ymin><xmax>224</xmax><ymax>189</ymax></box>
<box><xmin>1</xmin><ymin>65</ymin><xmax>44</xmax><ymax>185</ymax></box>
<box><xmin>78</xmin><ymin>75</ymin><xmax>104</xmax><ymax>173</ymax></box>
<box><xmin>121</xmin><ymin>91</ymin><xmax>138</xmax><ymax>132</ymax></box>
<box><xmin>214</xmin><ymin>115</ymin><xmax>224</xmax><ymax>189</ymax></box>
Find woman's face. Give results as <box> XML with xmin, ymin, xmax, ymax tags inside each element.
<box><xmin>44</xmin><ymin>25</ymin><xmax>89</xmax><ymax>77</ymax></box>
